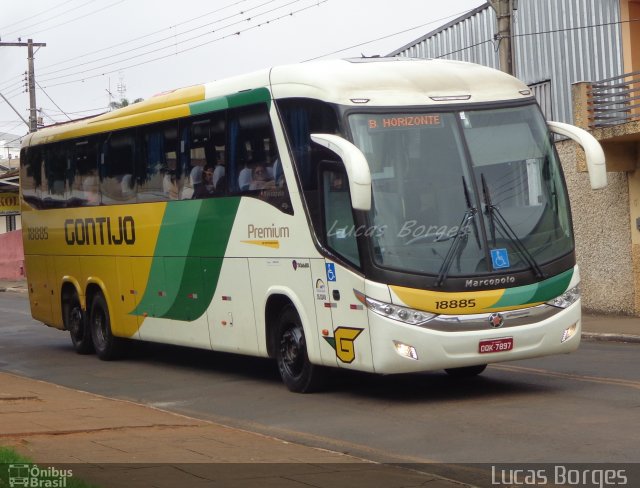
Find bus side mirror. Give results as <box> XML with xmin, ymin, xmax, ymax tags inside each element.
<box><xmin>547</xmin><ymin>121</ymin><xmax>607</xmax><ymax>190</ymax></box>
<box><xmin>310</xmin><ymin>133</ymin><xmax>372</xmax><ymax>211</ymax></box>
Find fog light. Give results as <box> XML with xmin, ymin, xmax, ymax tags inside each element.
<box><xmin>561</xmin><ymin>323</ymin><xmax>578</xmax><ymax>343</ymax></box>
<box><xmin>393</xmin><ymin>341</ymin><xmax>418</xmax><ymax>360</ymax></box>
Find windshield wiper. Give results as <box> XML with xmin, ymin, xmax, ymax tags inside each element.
<box><xmin>480</xmin><ymin>173</ymin><xmax>545</xmax><ymax>279</ymax></box>
<box><xmin>435</xmin><ymin>177</ymin><xmax>478</xmax><ymax>287</ymax></box>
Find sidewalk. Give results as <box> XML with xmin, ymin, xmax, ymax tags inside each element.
<box><xmin>0</xmin><ymin>372</ymin><xmax>460</xmax><ymax>488</ymax></box>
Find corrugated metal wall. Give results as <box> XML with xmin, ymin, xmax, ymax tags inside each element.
<box><xmin>391</xmin><ymin>0</ymin><xmax>625</xmax><ymax>124</ymax></box>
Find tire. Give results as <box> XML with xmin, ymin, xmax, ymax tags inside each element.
<box><xmin>275</xmin><ymin>305</ymin><xmax>324</xmax><ymax>393</ymax></box>
<box><xmin>89</xmin><ymin>292</ymin><xmax>123</xmax><ymax>361</ymax></box>
<box><xmin>444</xmin><ymin>364</ymin><xmax>487</xmax><ymax>377</ymax></box>
<box><xmin>63</xmin><ymin>292</ymin><xmax>94</xmax><ymax>354</ymax></box>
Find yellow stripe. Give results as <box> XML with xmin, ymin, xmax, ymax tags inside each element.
<box><xmin>390</xmin><ymin>285</ymin><xmax>505</xmax><ymax>314</ymax></box>
<box><xmin>241</xmin><ymin>240</ymin><xmax>280</xmax><ymax>249</ymax></box>
<box><xmin>28</xmin><ymin>85</ymin><xmax>205</xmax><ymax>145</ymax></box>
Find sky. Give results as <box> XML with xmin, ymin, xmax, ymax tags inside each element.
<box><xmin>0</xmin><ymin>0</ymin><xmax>486</xmax><ymax>152</ymax></box>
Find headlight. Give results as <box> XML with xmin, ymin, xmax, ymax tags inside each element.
<box><xmin>546</xmin><ymin>285</ymin><xmax>580</xmax><ymax>309</ymax></box>
<box><xmin>354</xmin><ymin>290</ymin><xmax>436</xmax><ymax>325</ymax></box>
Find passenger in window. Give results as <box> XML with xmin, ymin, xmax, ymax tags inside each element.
<box><xmin>188</xmin><ymin>165</ymin><xmax>203</xmax><ymax>198</ymax></box>
<box><xmin>238</xmin><ymin>163</ymin><xmax>253</xmax><ymax>191</ymax></box>
<box><xmin>212</xmin><ymin>158</ymin><xmax>226</xmax><ymax>190</ymax></box>
<box><xmin>163</xmin><ymin>169</ymin><xmax>180</xmax><ymax>200</ymax></box>
<box><xmin>121</xmin><ymin>174</ymin><xmax>135</xmax><ymax>199</ymax></box>
<box><xmin>82</xmin><ymin>169</ymin><xmax>99</xmax><ymax>204</ymax></box>
<box><xmin>249</xmin><ymin>164</ymin><xmax>276</xmax><ymax>190</ymax></box>
<box><xmin>193</xmin><ymin>165</ymin><xmax>216</xmax><ymax>199</ymax></box>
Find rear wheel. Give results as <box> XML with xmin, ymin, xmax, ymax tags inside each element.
<box><xmin>444</xmin><ymin>364</ymin><xmax>487</xmax><ymax>377</ymax></box>
<box><xmin>63</xmin><ymin>292</ymin><xmax>93</xmax><ymax>354</ymax></box>
<box><xmin>275</xmin><ymin>306</ymin><xmax>324</xmax><ymax>393</ymax></box>
<box><xmin>89</xmin><ymin>292</ymin><xmax>123</xmax><ymax>360</ymax></box>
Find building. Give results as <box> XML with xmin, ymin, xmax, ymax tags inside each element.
<box><xmin>390</xmin><ymin>0</ymin><xmax>640</xmax><ymax>315</ymax></box>
<box><xmin>0</xmin><ymin>131</ymin><xmax>22</xmax><ymax>168</ymax></box>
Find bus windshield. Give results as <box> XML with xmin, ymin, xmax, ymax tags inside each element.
<box><xmin>348</xmin><ymin>104</ymin><xmax>573</xmax><ymax>278</ymax></box>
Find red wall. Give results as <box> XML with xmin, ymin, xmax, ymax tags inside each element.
<box><xmin>0</xmin><ymin>230</ymin><xmax>25</xmax><ymax>279</ymax></box>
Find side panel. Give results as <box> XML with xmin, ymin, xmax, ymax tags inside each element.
<box><xmin>249</xmin><ymin>257</ymin><xmax>320</xmax><ymax>362</ymax></box>
<box><xmin>208</xmin><ymin>258</ymin><xmax>258</xmax><ymax>354</ymax></box>
<box><xmin>46</xmin><ymin>255</ymin><xmax>63</xmax><ymax>328</ymax></box>
<box><xmin>322</xmin><ymin>261</ymin><xmax>372</xmax><ymax>372</ymax></box>
<box><xmin>115</xmin><ymin>257</ymin><xmax>142</xmax><ymax>340</ymax></box>
<box><xmin>310</xmin><ymin>259</ymin><xmax>338</xmax><ymax>367</ymax></box>
<box><xmin>24</xmin><ymin>255</ymin><xmax>54</xmax><ymax>326</ymax></box>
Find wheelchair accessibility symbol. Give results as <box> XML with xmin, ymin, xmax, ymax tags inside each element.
<box><xmin>490</xmin><ymin>248</ymin><xmax>510</xmax><ymax>270</ymax></box>
<box><xmin>326</xmin><ymin>263</ymin><xmax>336</xmax><ymax>282</ymax></box>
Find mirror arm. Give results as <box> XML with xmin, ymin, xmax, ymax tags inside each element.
<box><xmin>548</xmin><ymin>121</ymin><xmax>607</xmax><ymax>190</ymax></box>
<box><xmin>310</xmin><ymin>133</ymin><xmax>372</xmax><ymax>211</ymax></box>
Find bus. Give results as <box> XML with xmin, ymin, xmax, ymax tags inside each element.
<box><xmin>20</xmin><ymin>58</ymin><xmax>606</xmax><ymax>392</ymax></box>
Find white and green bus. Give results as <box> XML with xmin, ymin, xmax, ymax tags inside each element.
<box><xmin>20</xmin><ymin>58</ymin><xmax>606</xmax><ymax>392</ymax></box>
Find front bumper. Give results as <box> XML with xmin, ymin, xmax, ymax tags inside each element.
<box><xmin>368</xmin><ymin>300</ymin><xmax>581</xmax><ymax>374</ymax></box>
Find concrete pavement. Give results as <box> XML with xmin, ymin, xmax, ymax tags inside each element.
<box><xmin>0</xmin><ymin>371</ymin><xmax>464</xmax><ymax>488</ymax></box>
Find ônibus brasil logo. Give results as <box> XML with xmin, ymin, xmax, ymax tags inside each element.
<box><xmin>7</xmin><ymin>464</ymin><xmax>73</xmax><ymax>487</ymax></box>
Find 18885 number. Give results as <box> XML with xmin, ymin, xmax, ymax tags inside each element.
<box><xmin>434</xmin><ymin>298</ymin><xmax>476</xmax><ymax>310</ymax></box>
<box><xmin>27</xmin><ymin>226</ymin><xmax>49</xmax><ymax>240</ymax></box>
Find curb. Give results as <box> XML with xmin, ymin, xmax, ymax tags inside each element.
<box><xmin>0</xmin><ymin>286</ymin><xmax>27</xmax><ymax>294</ymax></box>
<box><xmin>582</xmin><ymin>332</ymin><xmax>640</xmax><ymax>344</ymax></box>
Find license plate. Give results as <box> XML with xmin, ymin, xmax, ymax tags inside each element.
<box><xmin>479</xmin><ymin>337</ymin><xmax>513</xmax><ymax>354</ymax></box>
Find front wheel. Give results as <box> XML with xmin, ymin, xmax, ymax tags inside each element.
<box><xmin>275</xmin><ymin>306</ymin><xmax>324</xmax><ymax>393</ymax></box>
<box><xmin>89</xmin><ymin>292</ymin><xmax>124</xmax><ymax>361</ymax></box>
<box><xmin>444</xmin><ymin>364</ymin><xmax>487</xmax><ymax>377</ymax></box>
<box><xmin>63</xmin><ymin>292</ymin><xmax>93</xmax><ymax>354</ymax></box>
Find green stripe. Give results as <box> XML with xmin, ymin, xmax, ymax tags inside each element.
<box><xmin>189</xmin><ymin>87</ymin><xmax>271</xmax><ymax>116</ymax></box>
<box><xmin>190</xmin><ymin>97</ymin><xmax>229</xmax><ymax>115</ymax></box>
<box><xmin>491</xmin><ymin>268</ymin><xmax>574</xmax><ymax>308</ymax></box>
<box><xmin>133</xmin><ymin>197</ymin><xmax>241</xmax><ymax>321</ymax></box>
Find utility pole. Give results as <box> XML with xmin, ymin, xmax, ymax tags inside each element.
<box><xmin>0</xmin><ymin>39</ymin><xmax>47</xmax><ymax>132</ymax></box>
<box><xmin>488</xmin><ymin>0</ymin><xmax>516</xmax><ymax>75</ymax></box>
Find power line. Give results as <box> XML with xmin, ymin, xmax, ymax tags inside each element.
<box><xmin>38</xmin><ymin>0</ymin><xmax>254</xmax><ymax>72</ymax></box>
<box><xmin>0</xmin><ymin>0</ymin><xmax>78</xmax><ymax>32</ymax></box>
<box><xmin>23</xmin><ymin>0</ymin><xmax>125</xmax><ymax>38</ymax></box>
<box><xmin>429</xmin><ymin>17</ymin><xmax>640</xmax><ymax>59</ymax></box>
<box><xmin>38</xmin><ymin>0</ymin><xmax>280</xmax><ymax>78</ymax></box>
<box><xmin>0</xmin><ymin>121</ymin><xmax>26</xmax><ymax>135</ymax></box>
<box><xmin>1</xmin><ymin>0</ymin><xmax>100</xmax><ymax>38</ymax></box>
<box><xmin>40</xmin><ymin>0</ymin><xmax>325</xmax><ymax>88</ymax></box>
<box><xmin>0</xmin><ymin>73</ymin><xmax>26</xmax><ymax>93</ymax></box>
<box><xmin>35</xmin><ymin>81</ymin><xmax>72</xmax><ymax>121</ymax></box>
<box><xmin>302</xmin><ymin>7</ymin><xmax>478</xmax><ymax>62</ymax></box>
<box><xmin>512</xmin><ymin>17</ymin><xmax>640</xmax><ymax>38</ymax></box>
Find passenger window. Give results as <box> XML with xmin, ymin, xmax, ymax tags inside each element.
<box><xmin>20</xmin><ymin>147</ymin><xmax>43</xmax><ymax>208</ymax></box>
<box><xmin>228</xmin><ymin>104</ymin><xmax>292</xmax><ymax>214</ymax></box>
<box><xmin>101</xmin><ymin>132</ymin><xmax>136</xmax><ymax>204</ymax></box>
<box><xmin>181</xmin><ymin>116</ymin><xmax>224</xmax><ymax>199</ymax></box>
<box><xmin>70</xmin><ymin>138</ymin><xmax>99</xmax><ymax>206</ymax></box>
<box><xmin>138</xmin><ymin>123</ymin><xmax>181</xmax><ymax>202</ymax></box>
<box><xmin>43</xmin><ymin>143</ymin><xmax>70</xmax><ymax>207</ymax></box>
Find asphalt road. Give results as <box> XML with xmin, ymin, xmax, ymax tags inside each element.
<box><xmin>1</xmin><ymin>292</ymin><xmax>639</xmax><ymax>467</ymax></box>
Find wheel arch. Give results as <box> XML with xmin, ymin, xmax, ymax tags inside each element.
<box><xmin>61</xmin><ymin>277</ymin><xmax>83</xmax><ymax>311</ymax></box>
<box><xmin>263</xmin><ymin>288</ymin><xmax>320</xmax><ymax>364</ymax></box>
<box><xmin>84</xmin><ymin>278</ymin><xmax>111</xmax><ymax>318</ymax></box>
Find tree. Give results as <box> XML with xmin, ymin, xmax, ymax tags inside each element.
<box><xmin>109</xmin><ymin>97</ymin><xmax>144</xmax><ymax>110</ymax></box>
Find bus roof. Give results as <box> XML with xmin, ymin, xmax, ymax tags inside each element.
<box><xmin>267</xmin><ymin>57</ymin><xmax>530</xmax><ymax>106</ymax></box>
<box><xmin>25</xmin><ymin>58</ymin><xmax>531</xmax><ymax>147</ymax></box>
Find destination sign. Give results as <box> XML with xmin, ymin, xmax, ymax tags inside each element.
<box><xmin>367</xmin><ymin>114</ymin><xmax>443</xmax><ymax>130</ymax></box>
